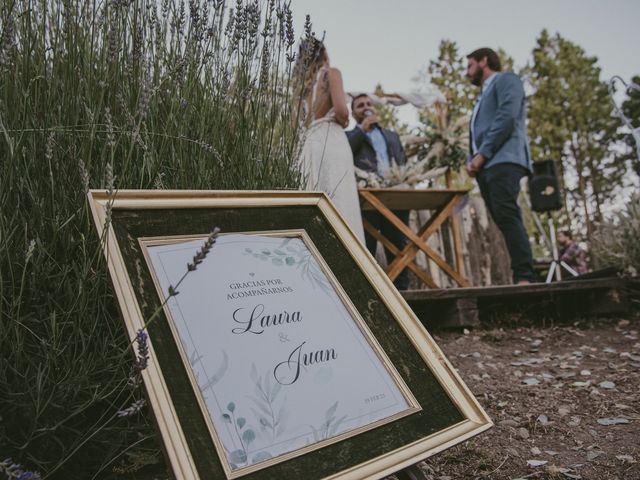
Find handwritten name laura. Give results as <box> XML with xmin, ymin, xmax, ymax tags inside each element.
<box><xmin>231</xmin><ymin>304</ymin><xmax>302</xmax><ymax>335</ymax></box>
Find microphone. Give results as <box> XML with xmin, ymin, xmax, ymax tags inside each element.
<box><xmin>364</xmin><ymin>110</ymin><xmax>378</xmax><ymax>130</ymax></box>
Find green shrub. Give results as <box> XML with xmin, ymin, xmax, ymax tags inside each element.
<box><xmin>591</xmin><ymin>193</ymin><xmax>640</xmax><ymax>275</ymax></box>
<box><xmin>0</xmin><ymin>0</ymin><xmax>306</xmax><ymax>477</ymax></box>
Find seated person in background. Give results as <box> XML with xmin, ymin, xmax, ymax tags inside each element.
<box><xmin>557</xmin><ymin>230</ymin><xmax>588</xmax><ymax>274</ymax></box>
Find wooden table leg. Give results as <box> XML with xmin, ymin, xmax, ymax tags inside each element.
<box><xmin>388</xmin><ymin>195</ymin><xmax>469</xmax><ymax>287</ymax></box>
<box><xmin>360</xmin><ymin>191</ymin><xmax>469</xmax><ymax>287</ymax></box>
<box><xmin>450</xmin><ymin>208</ymin><xmax>466</xmax><ymax>279</ymax></box>
<box><xmin>363</xmin><ymin>218</ymin><xmax>438</xmax><ymax>289</ymax></box>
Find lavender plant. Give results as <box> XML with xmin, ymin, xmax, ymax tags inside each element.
<box><xmin>0</xmin><ymin>459</ymin><xmax>41</xmax><ymax>480</ymax></box>
<box><xmin>0</xmin><ymin>0</ymin><xmax>307</xmax><ymax>477</ymax></box>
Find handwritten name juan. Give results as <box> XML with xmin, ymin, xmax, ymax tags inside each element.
<box><xmin>273</xmin><ymin>341</ymin><xmax>337</xmax><ymax>385</ymax></box>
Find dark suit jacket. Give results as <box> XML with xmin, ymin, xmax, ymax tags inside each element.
<box><xmin>346</xmin><ymin>126</ymin><xmax>407</xmax><ymax>173</ymax></box>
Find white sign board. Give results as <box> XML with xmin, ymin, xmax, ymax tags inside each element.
<box><xmin>144</xmin><ymin>233</ymin><xmax>419</xmax><ymax>474</ymax></box>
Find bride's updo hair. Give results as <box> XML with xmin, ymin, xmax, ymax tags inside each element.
<box><xmin>293</xmin><ymin>35</ymin><xmax>328</xmax><ymax>99</ymax></box>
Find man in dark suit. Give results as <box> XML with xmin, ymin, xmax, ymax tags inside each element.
<box><xmin>465</xmin><ymin>48</ymin><xmax>536</xmax><ymax>284</ymax></box>
<box><xmin>346</xmin><ymin>94</ymin><xmax>410</xmax><ymax>290</ymax></box>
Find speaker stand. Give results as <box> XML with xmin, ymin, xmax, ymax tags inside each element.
<box><xmin>530</xmin><ymin>213</ymin><xmax>579</xmax><ymax>283</ymax></box>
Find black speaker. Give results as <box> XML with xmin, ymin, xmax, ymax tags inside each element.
<box><xmin>529</xmin><ymin>160</ymin><xmax>562</xmax><ymax>212</ymax></box>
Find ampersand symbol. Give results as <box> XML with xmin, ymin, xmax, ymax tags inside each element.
<box><xmin>279</xmin><ymin>333</ymin><xmax>290</xmax><ymax>343</ymax></box>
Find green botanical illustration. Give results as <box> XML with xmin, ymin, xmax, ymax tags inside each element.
<box><xmin>222</xmin><ymin>402</ymin><xmax>257</xmax><ymax>468</ymax></box>
<box><xmin>243</xmin><ymin>238</ymin><xmax>332</xmax><ymax>294</ymax></box>
<box><xmin>309</xmin><ymin>401</ymin><xmax>348</xmax><ymax>442</ymax></box>
<box><xmin>247</xmin><ymin>364</ymin><xmax>289</xmax><ymax>444</ymax></box>
<box><xmin>191</xmin><ymin>349</ymin><xmax>229</xmax><ymax>394</ymax></box>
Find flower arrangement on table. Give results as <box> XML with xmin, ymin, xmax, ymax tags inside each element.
<box><xmin>354</xmin><ymin>156</ymin><xmax>449</xmax><ymax>189</ymax></box>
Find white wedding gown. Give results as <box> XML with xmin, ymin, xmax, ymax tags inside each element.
<box><xmin>299</xmin><ymin>71</ymin><xmax>365</xmax><ymax>242</ymax></box>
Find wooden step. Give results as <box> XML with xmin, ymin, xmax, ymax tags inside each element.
<box><xmin>402</xmin><ymin>276</ymin><xmax>635</xmax><ymax>329</ymax></box>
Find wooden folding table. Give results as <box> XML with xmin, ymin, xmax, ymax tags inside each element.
<box><xmin>358</xmin><ymin>188</ymin><xmax>470</xmax><ymax>289</ymax></box>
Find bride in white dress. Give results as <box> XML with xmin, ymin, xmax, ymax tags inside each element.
<box><xmin>296</xmin><ymin>38</ymin><xmax>365</xmax><ymax>242</ymax></box>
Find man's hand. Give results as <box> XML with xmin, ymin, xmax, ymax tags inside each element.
<box><xmin>466</xmin><ymin>153</ymin><xmax>486</xmax><ymax>177</ymax></box>
<box><xmin>360</xmin><ymin>112</ymin><xmax>379</xmax><ymax>132</ymax></box>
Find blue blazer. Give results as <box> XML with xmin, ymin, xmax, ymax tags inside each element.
<box><xmin>470</xmin><ymin>72</ymin><xmax>532</xmax><ymax>172</ymax></box>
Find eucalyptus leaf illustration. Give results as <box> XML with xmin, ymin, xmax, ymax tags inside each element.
<box><xmin>229</xmin><ymin>449</ymin><xmax>247</xmax><ymax>465</ymax></box>
<box><xmin>242</xmin><ymin>429</ymin><xmax>256</xmax><ymax>445</ymax></box>
<box><xmin>272</xmin><ymin>238</ymin><xmax>333</xmax><ymax>294</ymax></box>
<box><xmin>223</xmin><ymin>401</ymin><xmax>257</xmax><ymax>468</ymax></box>
<box><xmin>252</xmin><ymin>451</ymin><xmax>273</xmax><ymax>463</ymax></box>
<box><xmin>242</xmin><ymin>238</ymin><xmax>306</xmax><ymax>272</ymax></box>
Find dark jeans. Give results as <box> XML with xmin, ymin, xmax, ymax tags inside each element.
<box><xmin>477</xmin><ymin>163</ymin><xmax>536</xmax><ymax>283</ymax></box>
<box><xmin>363</xmin><ymin>210</ymin><xmax>410</xmax><ymax>290</ymax></box>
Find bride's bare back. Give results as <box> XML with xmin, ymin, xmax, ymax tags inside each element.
<box><xmin>306</xmin><ymin>66</ymin><xmax>349</xmax><ymax>128</ymax></box>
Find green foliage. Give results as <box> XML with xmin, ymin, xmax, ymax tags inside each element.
<box><xmin>412</xmin><ymin>40</ymin><xmax>474</xmax><ymax>170</ymax></box>
<box><xmin>620</xmin><ymin>74</ymin><xmax>640</xmax><ymax>176</ymax></box>
<box><xmin>526</xmin><ymin>30</ymin><xmax>629</xmax><ymax>237</ymax></box>
<box><xmin>496</xmin><ymin>47</ymin><xmax>515</xmax><ymax>73</ymax></box>
<box><xmin>419</xmin><ymin>39</ymin><xmax>475</xmax><ymax>118</ymax></box>
<box><xmin>591</xmin><ymin>194</ymin><xmax>640</xmax><ymax>275</ymax></box>
<box><xmin>0</xmin><ymin>0</ymin><xmax>304</xmax><ymax>477</ymax></box>
<box><xmin>373</xmin><ymin>84</ymin><xmax>410</xmax><ymax>136</ymax></box>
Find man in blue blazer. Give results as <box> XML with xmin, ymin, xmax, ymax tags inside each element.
<box><xmin>465</xmin><ymin>48</ymin><xmax>536</xmax><ymax>284</ymax></box>
<box><xmin>347</xmin><ymin>94</ymin><xmax>410</xmax><ymax>289</ymax></box>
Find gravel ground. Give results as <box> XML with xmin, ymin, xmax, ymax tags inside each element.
<box><xmin>407</xmin><ymin>316</ymin><xmax>640</xmax><ymax>479</ymax></box>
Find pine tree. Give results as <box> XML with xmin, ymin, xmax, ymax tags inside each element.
<box><xmin>412</xmin><ymin>40</ymin><xmax>474</xmax><ymax>169</ymax></box>
<box><xmin>619</xmin><ymin>75</ymin><xmax>640</xmax><ymax>176</ymax></box>
<box><xmin>372</xmin><ymin>83</ymin><xmax>410</xmax><ymax>136</ymax></box>
<box><xmin>526</xmin><ymin>30</ymin><xmax>628</xmax><ymax>238</ymax></box>
<box><xmin>419</xmin><ymin>39</ymin><xmax>475</xmax><ymax>118</ymax></box>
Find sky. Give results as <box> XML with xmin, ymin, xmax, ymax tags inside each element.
<box><xmin>292</xmin><ymin>0</ymin><xmax>640</xmax><ymax>127</ymax></box>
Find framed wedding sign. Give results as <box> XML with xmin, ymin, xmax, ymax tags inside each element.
<box><xmin>88</xmin><ymin>190</ymin><xmax>491</xmax><ymax>480</ymax></box>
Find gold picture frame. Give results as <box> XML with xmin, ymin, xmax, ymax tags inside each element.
<box><xmin>88</xmin><ymin>189</ymin><xmax>492</xmax><ymax>480</ymax></box>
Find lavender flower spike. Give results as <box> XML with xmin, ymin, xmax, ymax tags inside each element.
<box><xmin>0</xmin><ymin>458</ymin><xmax>42</xmax><ymax>480</ymax></box>
<box><xmin>117</xmin><ymin>398</ymin><xmax>147</xmax><ymax>418</ymax></box>
<box><xmin>135</xmin><ymin>329</ymin><xmax>149</xmax><ymax>370</ymax></box>
<box><xmin>187</xmin><ymin>227</ymin><xmax>221</xmax><ymax>272</ymax></box>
